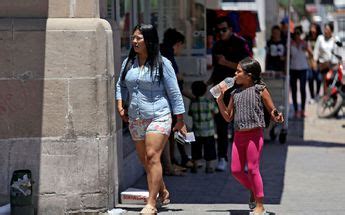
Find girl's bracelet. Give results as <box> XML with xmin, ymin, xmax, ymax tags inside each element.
<box><xmin>271</xmin><ymin>108</ymin><xmax>278</xmax><ymax>116</ymax></box>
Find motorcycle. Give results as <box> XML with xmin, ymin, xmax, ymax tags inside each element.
<box><xmin>317</xmin><ymin>43</ymin><xmax>344</xmax><ymax>118</ymax></box>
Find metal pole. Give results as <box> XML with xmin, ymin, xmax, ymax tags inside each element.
<box><xmin>284</xmin><ymin>0</ymin><xmax>292</xmax><ymax>130</ymax></box>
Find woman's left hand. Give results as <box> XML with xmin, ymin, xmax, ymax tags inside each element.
<box><xmin>173</xmin><ymin>121</ymin><xmax>187</xmax><ymax>136</ymax></box>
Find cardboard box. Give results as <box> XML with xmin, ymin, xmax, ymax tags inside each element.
<box><xmin>120</xmin><ymin>188</ymin><xmax>148</xmax><ymax>205</ymax></box>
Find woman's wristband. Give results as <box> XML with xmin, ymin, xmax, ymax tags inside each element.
<box><xmin>118</xmin><ymin>108</ymin><xmax>124</xmax><ymax>113</ymax></box>
<box><xmin>176</xmin><ymin>118</ymin><xmax>184</xmax><ymax>122</ymax></box>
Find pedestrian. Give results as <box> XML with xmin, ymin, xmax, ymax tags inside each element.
<box><xmin>265</xmin><ymin>25</ymin><xmax>285</xmax><ymax>72</ymax></box>
<box><xmin>115</xmin><ymin>24</ymin><xmax>187</xmax><ymax>214</ymax></box>
<box><xmin>208</xmin><ymin>16</ymin><xmax>251</xmax><ymax>171</ymax></box>
<box><xmin>216</xmin><ymin>57</ymin><xmax>284</xmax><ymax>215</ymax></box>
<box><xmin>313</xmin><ymin>22</ymin><xmax>338</xmax><ymax>95</ymax></box>
<box><xmin>160</xmin><ymin>28</ymin><xmax>193</xmax><ymax>173</ymax></box>
<box><xmin>305</xmin><ymin>22</ymin><xmax>322</xmax><ymax>102</ymax></box>
<box><xmin>290</xmin><ymin>26</ymin><xmax>313</xmax><ymax>118</ymax></box>
<box><xmin>188</xmin><ymin>81</ymin><xmax>218</xmax><ymax>173</ymax></box>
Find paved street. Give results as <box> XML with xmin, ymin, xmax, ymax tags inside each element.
<box><xmin>116</xmin><ymin>102</ymin><xmax>345</xmax><ymax>215</ymax></box>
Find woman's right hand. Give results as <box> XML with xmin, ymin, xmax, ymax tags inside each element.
<box><xmin>118</xmin><ymin>108</ymin><xmax>128</xmax><ymax>122</ymax></box>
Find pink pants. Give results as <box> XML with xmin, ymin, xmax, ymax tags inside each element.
<box><xmin>231</xmin><ymin>128</ymin><xmax>264</xmax><ymax>198</ymax></box>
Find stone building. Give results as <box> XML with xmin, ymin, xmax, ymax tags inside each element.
<box><xmin>0</xmin><ymin>0</ymin><xmax>122</xmax><ymax>213</ymax></box>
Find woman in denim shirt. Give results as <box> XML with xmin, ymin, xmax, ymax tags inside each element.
<box><xmin>116</xmin><ymin>24</ymin><xmax>186</xmax><ymax>214</ymax></box>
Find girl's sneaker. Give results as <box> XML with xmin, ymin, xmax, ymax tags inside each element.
<box><xmin>249</xmin><ymin>191</ymin><xmax>256</xmax><ymax>210</ymax></box>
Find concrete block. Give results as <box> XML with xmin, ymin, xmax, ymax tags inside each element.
<box><xmin>45</xmin><ymin>31</ymin><xmax>97</xmax><ymax>78</ymax></box>
<box><xmin>41</xmin><ymin>80</ymin><xmax>68</xmax><ymax>137</ymax></box>
<box><xmin>48</xmin><ymin>0</ymin><xmax>99</xmax><ymax>18</ymax></box>
<box><xmin>81</xmin><ymin>193</ymin><xmax>107</xmax><ymax>209</ymax></box>
<box><xmin>66</xmin><ymin>195</ymin><xmax>82</xmax><ymax>211</ymax></box>
<box><xmin>39</xmin><ymin>138</ymin><xmax>109</xmax><ymax>194</ymax></box>
<box><xmin>39</xmin><ymin>151</ymin><xmax>81</xmax><ymax>194</ymax></box>
<box><xmin>0</xmin><ymin>0</ymin><xmax>48</xmax><ymax>18</ymax></box>
<box><xmin>12</xmin><ymin>31</ymin><xmax>46</xmax><ymax>79</ymax></box>
<box><xmin>76</xmin><ymin>139</ymin><xmax>109</xmax><ymax>193</ymax></box>
<box><xmin>44</xmin><ymin>18</ymin><xmax>112</xmax><ymax>78</ymax></box>
<box><xmin>0</xmin><ymin>80</ymin><xmax>44</xmax><ymax>139</ymax></box>
<box><xmin>48</xmin><ymin>0</ymin><xmax>69</xmax><ymax>18</ymax></box>
<box><xmin>68</xmin><ymin>78</ymin><xmax>109</xmax><ymax>137</ymax></box>
<box><xmin>75</xmin><ymin>0</ymin><xmax>99</xmax><ymax>18</ymax></box>
<box><xmin>38</xmin><ymin>195</ymin><xmax>66</xmax><ymax>215</ymax></box>
<box><xmin>0</xmin><ymin>31</ymin><xmax>12</xmax><ymax>78</ymax></box>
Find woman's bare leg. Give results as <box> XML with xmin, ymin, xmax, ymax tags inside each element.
<box><xmin>144</xmin><ymin>133</ymin><xmax>168</xmax><ymax>207</ymax></box>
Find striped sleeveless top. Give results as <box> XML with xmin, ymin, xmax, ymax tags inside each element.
<box><xmin>233</xmin><ymin>84</ymin><xmax>266</xmax><ymax>130</ymax></box>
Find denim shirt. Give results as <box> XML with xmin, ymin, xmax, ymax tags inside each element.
<box><xmin>115</xmin><ymin>56</ymin><xmax>185</xmax><ymax>120</ymax></box>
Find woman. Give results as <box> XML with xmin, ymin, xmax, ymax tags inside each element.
<box><xmin>313</xmin><ymin>22</ymin><xmax>338</xmax><ymax>95</ymax></box>
<box><xmin>116</xmin><ymin>24</ymin><xmax>187</xmax><ymax>214</ymax></box>
<box><xmin>306</xmin><ymin>22</ymin><xmax>322</xmax><ymax>101</ymax></box>
<box><xmin>290</xmin><ymin>26</ymin><xmax>313</xmax><ymax>118</ymax></box>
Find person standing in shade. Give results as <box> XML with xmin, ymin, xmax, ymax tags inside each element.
<box><xmin>160</xmin><ymin>28</ymin><xmax>193</xmax><ymax>172</ymax></box>
<box><xmin>208</xmin><ymin>16</ymin><xmax>251</xmax><ymax>171</ymax></box>
<box><xmin>265</xmin><ymin>25</ymin><xmax>286</xmax><ymax>72</ymax></box>
<box><xmin>290</xmin><ymin>26</ymin><xmax>313</xmax><ymax>118</ymax></box>
<box><xmin>116</xmin><ymin>24</ymin><xmax>187</xmax><ymax>214</ymax></box>
<box><xmin>305</xmin><ymin>22</ymin><xmax>322</xmax><ymax>102</ymax></box>
<box><xmin>188</xmin><ymin>81</ymin><xmax>218</xmax><ymax>173</ymax></box>
<box><xmin>216</xmin><ymin>57</ymin><xmax>284</xmax><ymax>215</ymax></box>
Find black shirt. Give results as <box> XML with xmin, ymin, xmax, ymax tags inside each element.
<box><xmin>266</xmin><ymin>39</ymin><xmax>285</xmax><ymax>71</ymax></box>
<box><xmin>211</xmin><ymin>34</ymin><xmax>251</xmax><ymax>85</ymax></box>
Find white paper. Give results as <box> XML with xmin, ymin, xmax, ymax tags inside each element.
<box><xmin>185</xmin><ymin>132</ymin><xmax>196</xmax><ymax>142</ymax></box>
<box><xmin>176</xmin><ymin>132</ymin><xmax>195</xmax><ymax>143</ymax></box>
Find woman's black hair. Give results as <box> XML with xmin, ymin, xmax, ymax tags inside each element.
<box><xmin>239</xmin><ymin>57</ymin><xmax>264</xmax><ymax>85</ymax></box>
<box><xmin>121</xmin><ymin>24</ymin><xmax>163</xmax><ymax>83</ymax></box>
<box><xmin>306</xmin><ymin>22</ymin><xmax>322</xmax><ymax>41</ymax></box>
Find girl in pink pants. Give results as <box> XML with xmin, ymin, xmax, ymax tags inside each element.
<box><xmin>216</xmin><ymin>57</ymin><xmax>284</xmax><ymax>215</ymax></box>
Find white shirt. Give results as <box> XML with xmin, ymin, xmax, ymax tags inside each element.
<box><xmin>313</xmin><ymin>35</ymin><xmax>337</xmax><ymax>64</ymax></box>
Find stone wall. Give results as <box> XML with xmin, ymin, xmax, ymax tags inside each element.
<box><xmin>0</xmin><ymin>1</ymin><xmax>117</xmax><ymax>213</ymax></box>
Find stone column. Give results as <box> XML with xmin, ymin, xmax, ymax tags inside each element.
<box><xmin>0</xmin><ymin>0</ymin><xmax>116</xmax><ymax>213</ymax></box>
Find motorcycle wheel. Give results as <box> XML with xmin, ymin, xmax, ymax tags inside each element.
<box><xmin>317</xmin><ymin>93</ymin><xmax>343</xmax><ymax>118</ymax></box>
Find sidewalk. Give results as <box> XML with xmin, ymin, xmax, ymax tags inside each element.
<box><xmin>117</xmin><ymin>102</ymin><xmax>345</xmax><ymax>215</ymax></box>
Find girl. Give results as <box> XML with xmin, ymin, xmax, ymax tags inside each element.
<box><xmin>216</xmin><ymin>57</ymin><xmax>284</xmax><ymax>215</ymax></box>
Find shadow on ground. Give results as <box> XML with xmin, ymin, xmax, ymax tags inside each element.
<box><xmin>132</xmin><ymin>116</ymin><xmax>345</xmax><ymax>207</ymax></box>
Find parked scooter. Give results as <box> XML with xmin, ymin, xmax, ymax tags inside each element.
<box><xmin>317</xmin><ymin>42</ymin><xmax>344</xmax><ymax>118</ymax></box>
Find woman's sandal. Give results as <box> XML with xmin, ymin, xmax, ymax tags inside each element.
<box><xmin>157</xmin><ymin>189</ymin><xmax>170</xmax><ymax>207</ymax></box>
<box><xmin>139</xmin><ymin>204</ymin><xmax>157</xmax><ymax>215</ymax></box>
